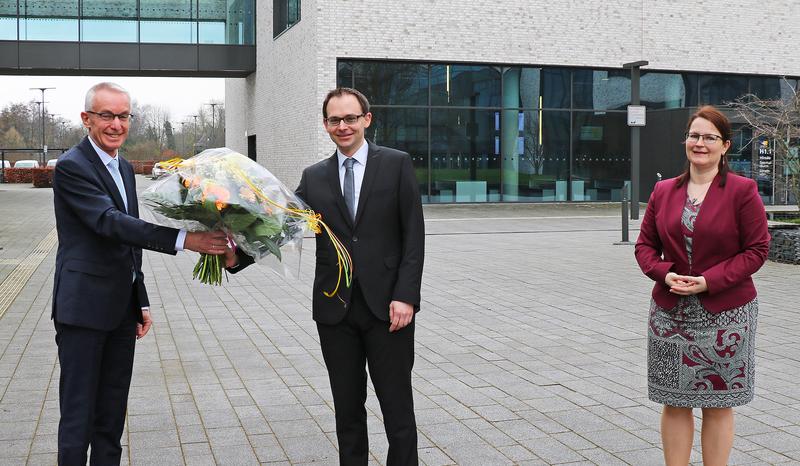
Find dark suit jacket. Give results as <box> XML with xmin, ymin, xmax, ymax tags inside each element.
<box><xmin>52</xmin><ymin>137</ymin><xmax>180</xmax><ymax>330</ymax></box>
<box><xmin>635</xmin><ymin>172</ymin><xmax>770</xmax><ymax>313</ymax></box>
<box><xmin>232</xmin><ymin>141</ymin><xmax>425</xmax><ymax>325</ymax></box>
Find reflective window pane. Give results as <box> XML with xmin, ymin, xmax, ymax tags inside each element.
<box><xmin>641</xmin><ymin>72</ymin><xmax>688</xmax><ymax>109</ymax></box>
<box><xmin>571</xmin><ymin>111</ymin><xmax>630</xmax><ymax>201</ymax></box>
<box><xmin>431</xmin><ymin>65</ymin><xmax>501</xmax><ymax>107</ymax></box>
<box><xmin>504</xmin><ymin>67</ymin><xmax>571</xmax><ymax>110</ymax></box>
<box><xmin>573</xmin><ymin>69</ymin><xmax>630</xmax><ymax>110</ymax></box>
<box><xmin>81</xmin><ymin>1</ymin><xmax>137</xmax><ymax>42</ymax></box>
<box><xmin>430</xmin><ymin>109</ymin><xmax>499</xmax><ymax>203</ymax></box>
<box><xmin>781</xmin><ymin>79</ymin><xmax>799</xmax><ymax>105</ymax></box>
<box><xmin>274</xmin><ymin>0</ymin><xmax>300</xmax><ymax>38</ymax></box>
<box><xmin>140</xmin><ymin>20</ymin><xmax>196</xmax><ymax>43</ymax></box>
<box><xmin>0</xmin><ymin>0</ymin><xmax>16</xmax><ymax>15</ymax></box>
<box><xmin>748</xmin><ymin>77</ymin><xmax>782</xmax><ymax>100</ymax></box>
<box><xmin>0</xmin><ymin>17</ymin><xmax>16</xmax><ymax>40</ymax></box>
<box><xmin>539</xmin><ymin>68</ymin><xmax>571</xmax><ymax>109</ymax></box>
<box><xmin>20</xmin><ymin>0</ymin><xmax>78</xmax><ymax>41</ymax></box>
<box><xmin>503</xmin><ymin>109</ymin><xmax>570</xmax><ymax>201</ymax></box>
<box><xmin>698</xmin><ymin>74</ymin><xmax>747</xmax><ymax>106</ymax></box>
<box><xmin>199</xmin><ymin>0</ymin><xmax>254</xmax><ymax>45</ymax></box>
<box><xmin>337</xmin><ymin>61</ymin><xmax>353</xmax><ymax>88</ymax></box>
<box><xmin>728</xmin><ymin>124</ymin><xmax>753</xmax><ymax>178</ymax></box>
<box><xmin>0</xmin><ymin>0</ymin><xmax>17</xmax><ymax>39</ymax></box>
<box><xmin>365</xmin><ymin>108</ymin><xmax>429</xmax><ymax>201</ymax></box>
<box><xmin>81</xmin><ymin>19</ymin><xmax>137</xmax><ymax>42</ymax></box>
<box><xmin>140</xmin><ymin>0</ymin><xmax>196</xmax><ymax>43</ymax></box>
<box><xmin>353</xmin><ymin>62</ymin><xmax>428</xmax><ymax>106</ymax></box>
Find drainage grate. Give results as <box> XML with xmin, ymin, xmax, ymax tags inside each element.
<box><xmin>0</xmin><ymin>228</ymin><xmax>58</xmax><ymax>320</ymax></box>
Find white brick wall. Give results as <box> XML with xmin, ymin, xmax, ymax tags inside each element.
<box><xmin>226</xmin><ymin>0</ymin><xmax>800</xmax><ymax>187</ymax></box>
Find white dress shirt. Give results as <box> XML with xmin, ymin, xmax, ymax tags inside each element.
<box><xmin>337</xmin><ymin>140</ymin><xmax>369</xmax><ymax>211</ymax></box>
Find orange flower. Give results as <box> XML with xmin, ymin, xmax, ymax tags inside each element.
<box><xmin>201</xmin><ymin>184</ymin><xmax>231</xmax><ymax>211</ymax></box>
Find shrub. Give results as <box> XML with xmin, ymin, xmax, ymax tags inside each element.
<box><xmin>32</xmin><ymin>167</ymin><xmax>55</xmax><ymax>188</ymax></box>
<box><xmin>2</xmin><ymin>167</ymin><xmax>36</xmax><ymax>183</ymax></box>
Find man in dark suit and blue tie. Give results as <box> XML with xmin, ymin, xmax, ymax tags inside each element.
<box><xmin>227</xmin><ymin>88</ymin><xmax>425</xmax><ymax>465</ymax></box>
<box><xmin>52</xmin><ymin>82</ymin><xmax>228</xmax><ymax>465</ymax></box>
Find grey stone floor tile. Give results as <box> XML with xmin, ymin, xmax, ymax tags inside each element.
<box><xmin>4</xmin><ymin>192</ymin><xmax>800</xmax><ymax>465</ymax></box>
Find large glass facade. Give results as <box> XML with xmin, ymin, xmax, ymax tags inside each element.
<box><xmin>339</xmin><ymin>59</ymin><xmax>800</xmax><ymax>204</ymax></box>
<box><xmin>2</xmin><ymin>0</ymin><xmax>254</xmax><ymax>44</ymax></box>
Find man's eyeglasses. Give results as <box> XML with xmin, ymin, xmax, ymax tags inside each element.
<box><xmin>87</xmin><ymin>111</ymin><xmax>134</xmax><ymax>122</ymax></box>
<box><xmin>685</xmin><ymin>132</ymin><xmax>723</xmax><ymax>144</ymax></box>
<box><xmin>324</xmin><ymin>114</ymin><xmax>364</xmax><ymax>127</ymax></box>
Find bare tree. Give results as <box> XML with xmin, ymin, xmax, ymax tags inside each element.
<box><xmin>729</xmin><ymin>78</ymin><xmax>800</xmax><ymax>207</ymax></box>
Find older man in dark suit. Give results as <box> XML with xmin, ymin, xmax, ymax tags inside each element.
<box><xmin>52</xmin><ymin>82</ymin><xmax>228</xmax><ymax>465</ymax></box>
<box><xmin>227</xmin><ymin>87</ymin><xmax>425</xmax><ymax>465</ymax></box>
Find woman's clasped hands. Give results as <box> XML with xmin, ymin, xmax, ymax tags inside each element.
<box><xmin>665</xmin><ymin>271</ymin><xmax>708</xmax><ymax>295</ymax></box>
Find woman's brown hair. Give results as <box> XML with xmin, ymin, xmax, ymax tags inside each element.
<box><xmin>675</xmin><ymin>105</ymin><xmax>732</xmax><ymax>187</ymax></box>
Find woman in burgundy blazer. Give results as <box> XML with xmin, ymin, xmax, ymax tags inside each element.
<box><xmin>635</xmin><ymin>106</ymin><xmax>770</xmax><ymax>466</ymax></box>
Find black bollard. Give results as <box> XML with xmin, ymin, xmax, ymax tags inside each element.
<box><xmin>614</xmin><ymin>184</ymin><xmax>633</xmax><ymax>245</ymax></box>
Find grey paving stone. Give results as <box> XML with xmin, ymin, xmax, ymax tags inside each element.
<box><xmin>4</xmin><ymin>189</ymin><xmax>800</xmax><ymax>465</ymax></box>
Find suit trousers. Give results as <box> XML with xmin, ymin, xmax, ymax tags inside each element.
<box><xmin>317</xmin><ymin>283</ymin><xmax>418</xmax><ymax>466</ymax></box>
<box><xmin>55</xmin><ymin>295</ymin><xmax>138</xmax><ymax>466</ymax></box>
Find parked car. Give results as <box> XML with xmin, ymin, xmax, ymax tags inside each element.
<box><xmin>46</xmin><ymin>158</ymin><xmax>58</xmax><ymax>167</ymax></box>
<box><xmin>14</xmin><ymin>160</ymin><xmax>39</xmax><ymax>168</ymax></box>
<box><xmin>1</xmin><ymin>160</ymin><xmax>9</xmax><ymax>168</ymax></box>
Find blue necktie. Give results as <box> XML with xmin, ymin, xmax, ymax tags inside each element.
<box><xmin>107</xmin><ymin>157</ymin><xmax>128</xmax><ymax>212</ymax></box>
<box><xmin>343</xmin><ymin>157</ymin><xmax>356</xmax><ymax>220</ymax></box>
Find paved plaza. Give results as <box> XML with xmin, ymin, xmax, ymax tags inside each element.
<box><xmin>1</xmin><ymin>178</ymin><xmax>800</xmax><ymax>465</ymax></box>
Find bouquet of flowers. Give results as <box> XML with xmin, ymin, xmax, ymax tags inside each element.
<box><xmin>142</xmin><ymin>148</ymin><xmax>351</xmax><ymax>295</ymax></box>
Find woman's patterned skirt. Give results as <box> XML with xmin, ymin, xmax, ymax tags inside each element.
<box><xmin>648</xmin><ymin>296</ymin><xmax>758</xmax><ymax>408</ymax></box>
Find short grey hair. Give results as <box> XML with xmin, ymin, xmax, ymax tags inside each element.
<box><xmin>84</xmin><ymin>82</ymin><xmax>131</xmax><ymax>112</ymax></box>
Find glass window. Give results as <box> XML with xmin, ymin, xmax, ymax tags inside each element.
<box><xmin>365</xmin><ymin>108</ymin><xmax>429</xmax><ymax>200</ymax></box>
<box><xmin>728</xmin><ymin>124</ymin><xmax>753</xmax><ymax>178</ymax></box>
<box><xmin>81</xmin><ymin>0</ymin><xmax>136</xmax><ymax>42</ymax></box>
<box><xmin>571</xmin><ymin>111</ymin><xmax>630</xmax><ymax>201</ymax></box>
<box><xmin>0</xmin><ymin>17</ymin><xmax>16</xmax><ymax>40</ymax></box>
<box><xmin>140</xmin><ymin>0</ymin><xmax>197</xmax><ymax>43</ymax></box>
<box><xmin>641</xmin><ymin>72</ymin><xmax>687</xmax><ymax>109</ymax></box>
<box><xmin>0</xmin><ymin>1</ymin><xmax>17</xmax><ymax>40</ymax></box>
<box><xmin>430</xmin><ymin>109</ymin><xmax>499</xmax><ymax>202</ymax></box>
<box><xmin>541</xmin><ymin>68</ymin><xmax>571</xmax><ymax>109</ymax></box>
<box><xmin>748</xmin><ymin>77</ymin><xmax>782</xmax><ymax>100</ymax></box>
<box><xmin>199</xmin><ymin>0</ymin><xmax>253</xmax><ymax>44</ymax></box>
<box><xmin>502</xmin><ymin>109</ymin><xmax>570</xmax><ymax>201</ymax></box>
<box><xmin>337</xmin><ymin>61</ymin><xmax>353</xmax><ymax>88</ymax></box>
<box><xmin>273</xmin><ymin>0</ymin><xmax>300</xmax><ymax>38</ymax></box>
<box><xmin>698</xmin><ymin>74</ymin><xmax>747</xmax><ymax>106</ymax></box>
<box><xmin>20</xmin><ymin>0</ymin><xmax>78</xmax><ymax>41</ymax></box>
<box><xmin>504</xmin><ymin>67</ymin><xmax>571</xmax><ymax>110</ymax></box>
<box><xmin>780</xmin><ymin>78</ymin><xmax>799</xmax><ymax>105</ymax></box>
<box><xmin>431</xmin><ymin>65</ymin><xmax>501</xmax><ymax>107</ymax></box>
<box><xmin>353</xmin><ymin>61</ymin><xmax>428</xmax><ymax>106</ymax></box>
<box><xmin>573</xmin><ymin>69</ymin><xmax>630</xmax><ymax>110</ymax></box>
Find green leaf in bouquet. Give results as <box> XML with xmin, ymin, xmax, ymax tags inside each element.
<box><xmin>249</xmin><ymin>217</ymin><xmax>283</xmax><ymax>238</ymax></box>
<box><xmin>222</xmin><ymin>211</ymin><xmax>258</xmax><ymax>231</ymax></box>
<box><xmin>263</xmin><ymin>237</ymin><xmax>282</xmax><ymax>261</ymax></box>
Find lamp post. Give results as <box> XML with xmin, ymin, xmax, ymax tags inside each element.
<box><xmin>180</xmin><ymin>121</ymin><xmax>188</xmax><ymax>156</ymax></box>
<box><xmin>622</xmin><ymin>61</ymin><xmax>648</xmax><ymax>220</ymax></box>
<box><xmin>190</xmin><ymin>115</ymin><xmax>198</xmax><ymax>154</ymax></box>
<box><xmin>30</xmin><ymin>87</ymin><xmax>55</xmax><ymax>163</ymax></box>
<box><xmin>205</xmin><ymin>102</ymin><xmax>220</xmax><ymax>147</ymax></box>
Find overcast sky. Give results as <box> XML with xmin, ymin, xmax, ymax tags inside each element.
<box><xmin>0</xmin><ymin>76</ymin><xmax>226</xmax><ymax>125</ymax></box>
